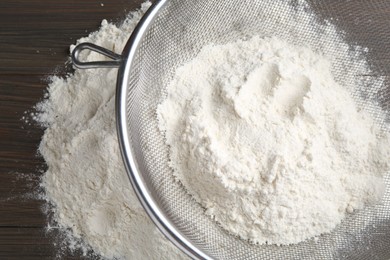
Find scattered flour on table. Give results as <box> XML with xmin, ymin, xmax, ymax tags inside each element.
<box><xmin>157</xmin><ymin>36</ymin><xmax>390</xmax><ymax>245</ymax></box>
<box><xmin>35</xmin><ymin>2</ymin><xmax>186</xmax><ymax>259</ymax></box>
<box><xmin>34</xmin><ymin>0</ymin><xmax>390</xmax><ymax>257</ymax></box>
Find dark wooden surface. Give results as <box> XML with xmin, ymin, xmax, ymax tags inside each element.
<box><xmin>1</xmin><ymin>1</ymin><xmax>390</xmax><ymax>259</ymax></box>
<box><xmin>0</xmin><ymin>0</ymin><xmax>143</xmax><ymax>259</ymax></box>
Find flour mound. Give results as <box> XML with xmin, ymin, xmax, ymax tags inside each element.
<box><xmin>36</xmin><ymin>2</ymin><xmax>186</xmax><ymax>259</ymax></box>
<box><xmin>157</xmin><ymin>36</ymin><xmax>390</xmax><ymax>245</ymax></box>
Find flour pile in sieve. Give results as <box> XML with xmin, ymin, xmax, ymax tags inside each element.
<box><xmin>157</xmin><ymin>34</ymin><xmax>390</xmax><ymax>245</ymax></box>
<box><xmin>35</xmin><ymin>2</ymin><xmax>186</xmax><ymax>259</ymax></box>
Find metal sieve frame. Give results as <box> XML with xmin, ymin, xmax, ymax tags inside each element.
<box><xmin>73</xmin><ymin>1</ymin><xmax>210</xmax><ymax>259</ymax></box>
<box><xmin>116</xmin><ymin>1</ymin><xmax>210</xmax><ymax>259</ymax></box>
<box><xmin>71</xmin><ymin>0</ymin><xmax>390</xmax><ymax>259</ymax></box>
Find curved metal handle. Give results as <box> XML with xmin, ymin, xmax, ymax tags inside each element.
<box><xmin>71</xmin><ymin>42</ymin><xmax>122</xmax><ymax>69</ymax></box>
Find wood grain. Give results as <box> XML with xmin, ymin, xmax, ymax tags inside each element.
<box><xmin>0</xmin><ymin>0</ymin><xmax>143</xmax><ymax>258</ymax></box>
<box><xmin>1</xmin><ymin>0</ymin><xmax>390</xmax><ymax>259</ymax></box>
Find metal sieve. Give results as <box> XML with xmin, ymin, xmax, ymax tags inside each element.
<box><xmin>72</xmin><ymin>0</ymin><xmax>390</xmax><ymax>259</ymax></box>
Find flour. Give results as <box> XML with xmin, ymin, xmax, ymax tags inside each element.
<box><xmin>36</xmin><ymin>2</ymin><xmax>186</xmax><ymax>259</ymax></box>
<box><xmin>35</xmin><ymin>0</ymin><xmax>390</xmax><ymax>257</ymax></box>
<box><xmin>157</xmin><ymin>35</ymin><xmax>390</xmax><ymax>245</ymax></box>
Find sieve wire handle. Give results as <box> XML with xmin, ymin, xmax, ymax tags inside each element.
<box><xmin>71</xmin><ymin>42</ymin><xmax>122</xmax><ymax>69</ymax></box>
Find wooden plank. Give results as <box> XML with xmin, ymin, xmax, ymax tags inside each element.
<box><xmin>0</xmin><ymin>0</ymin><xmax>389</xmax><ymax>259</ymax></box>
<box><xmin>0</xmin><ymin>227</ymin><xmax>90</xmax><ymax>259</ymax></box>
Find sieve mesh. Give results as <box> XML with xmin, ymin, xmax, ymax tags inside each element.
<box><xmin>120</xmin><ymin>0</ymin><xmax>390</xmax><ymax>259</ymax></box>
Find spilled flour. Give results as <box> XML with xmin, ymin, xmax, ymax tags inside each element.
<box><xmin>36</xmin><ymin>2</ymin><xmax>186</xmax><ymax>259</ymax></box>
<box><xmin>157</xmin><ymin>16</ymin><xmax>390</xmax><ymax>247</ymax></box>
<box><xmin>35</xmin><ymin>0</ymin><xmax>390</xmax><ymax>258</ymax></box>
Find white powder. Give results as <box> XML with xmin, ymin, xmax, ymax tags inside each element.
<box><xmin>36</xmin><ymin>2</ymin><xmax>186</xmax><ymax>259</ymax></box>
<box><xmin>157</xmin><ymin>36</ymin><xmax>390</xmax><ymax>245</ymax></box>
<box><xmin>35</xmin><ymin>0</ymin><xmax>390</xmax><ymax>257</ymax></box>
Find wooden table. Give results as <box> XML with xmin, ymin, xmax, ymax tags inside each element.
<box><xmin>0</xmin><ymin>1</ymin><xmax>143</xmax><ymax>258</ymax></box>
<box><xmin>1</xmin><ymin>0</ymin><xmax>390</xmax><ymax>259</ymax></box>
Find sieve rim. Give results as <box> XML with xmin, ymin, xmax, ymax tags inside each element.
<box><xmin>116</xmin><ymin>1</ymin><xmax>212</xmax><ymax>259</ymax></box>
